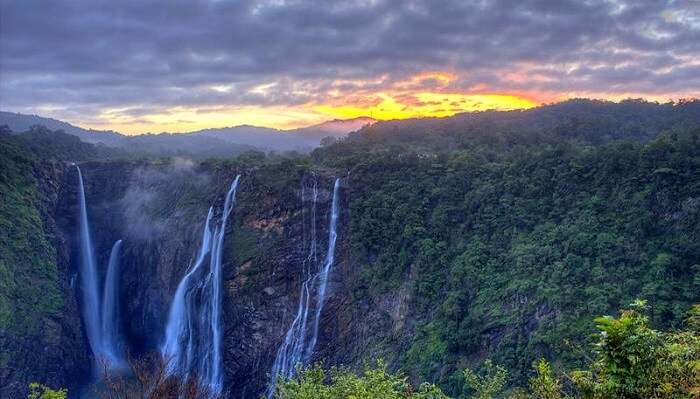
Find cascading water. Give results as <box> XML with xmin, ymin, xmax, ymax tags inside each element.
<box><xmin>101</xmin><ymin>240</ymin><xmax>125</xmax><ymax>369</ymax></box>
<box><xmin>267</xmin><ymin>178</ymin><xmax>341</xmax><ymax>397</ymax></box>
<box><xmin>309</xmin><ymin>178</ymin><xmax>341</xmax><ymax>352</ymax></box>
<box><xmin>76</xmin><ymin>166</ymin><xmax>127</xmax><ymax>373</ymax></box>
<box><xmin>76</xmin><ymin>166</ymin><xmax>103</xmax><ymax>368</ymax></box>
<box><xmin>161</xmin><ymin>175</ymin><xmax>241</xmax><ymax>395</ymax></box>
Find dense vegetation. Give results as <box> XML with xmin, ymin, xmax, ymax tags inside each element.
<box><xmin>4</xmin><ymin>99</ymin><xmax>700</xmax><ymax>397</ymax></box>
<box><xmin>0</xmin><ymin>125</ymin><xmax>126</xmax><ymax>344</ymax></box>
<box><xmin>0</xmin><ymin>128</ymin><xmax>65</xmax><ymax>362</ymax></box>
<box><xmin>310</xmin><ymin>99</ymin><xmax>700</xmax><ymax>393</ymax></box>
<box><xmin>342</xmin><ymin>99</ymin><xmax>700</xmax><ymax>152</ymax></box>
<box><xmin>275</xmin><ymin>302</ymin><xmax>700</xmax><ymax>398</ymax></box>
<box><xmin>33</xmin><ymin>302</ymin><xmax>699</xmax><ymax>398</ymax></box>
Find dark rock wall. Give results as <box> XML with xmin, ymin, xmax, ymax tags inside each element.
<box><xmin>1</xmin><ymin>162</ymin><xmax>89</xmax><ymax>398</ymax></box>
<box><xmin>2</xmin><ymin>158</ymin><xmax>398</xmax><ymax>398</ymax></box>
<box><xmin>41</xmin><ymin>160</ymin><xmax>360</xmax><ymax>398</ymax></box>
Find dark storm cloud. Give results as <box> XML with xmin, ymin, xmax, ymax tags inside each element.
<box><xmin>1</xmin><ymin>0</ymin><xmax>699</xmax><ymax>116</ymax></box>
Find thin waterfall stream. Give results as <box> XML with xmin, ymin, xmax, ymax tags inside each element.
<box><xmin>77</xmin><ymin>166</ymin><xmax>102</xmax><ymax>365</ymax></box>
<box><xmin>267</xmin><ymin>178</ymin><xmax>341</xmax><ymax>397</ymax></box>
<box><xmin>101</xmin><ymin>239</ymin><xmax>125</xmax><ymax>369</ymax></box>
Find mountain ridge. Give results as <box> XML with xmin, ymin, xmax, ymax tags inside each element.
<box><xmin>0</xmin><ymin>111</ymin><xmax>375</xmax><ymax>152</ymax></box>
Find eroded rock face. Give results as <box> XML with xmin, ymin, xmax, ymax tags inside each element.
<box><xmin>43</xmin><ymin>160</ymin><xmax>357</xmax><ymax>397</ymax></box>
<box><xmin>0</xmin><ymin>162</ymin><xmax>89</xmax><ymax>399</ymax></box>
<box><xmin>0</xmin><ymin>155</ymin><xmax>421</xmax><ymax>399</ymax></box>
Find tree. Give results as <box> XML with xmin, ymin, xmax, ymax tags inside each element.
<box><xmin>27</xmin><ymin>383</ymin><xmax>66</xmax><ymax>399</ymax></box>
<box><xmin>462</xmin><ymin>360</ymin><xmax>508</xmax><ymax>399</ymax></box>
<box><xmin>275</xmin><ymin>360</ymin><xmax>449</xmax><ymax>399</ymax></box>
<box><xmin>528</xmin><ymin>360</ymin><xmax>563</xmax><ymax>399</ymax></box>
<box><xmin>571</xmin><ymin>300</ymin><xmax>700</xmax><ymax>399</ymax></box>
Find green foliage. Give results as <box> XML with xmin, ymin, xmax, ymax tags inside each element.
<box><xmin>342</xmin><ymin>131</ymin><xmax>700</xmax><ymax>390</ymax></box>
<box><xmin>0</xmin><ymin>134</ymin><xmax>62</xmax><ymax>337</ymax></box>
<box><xmin>7</xmin><ymin>126</ymin><xmax>121</xmax><ymax>161</ymax></box>
<box><xmin>27</xmin><ymin>383</ymin><xmax>67</xmax><ymax>399</ymax></box>
<box><xmin>275</xmin><ymin>361</ymin><xmax>450</xmax><ymax>399</ymax></box>
<box><xmin>528</xmin><ymin>360</ymin><xmax>562</xmax><ymax>399</ymax></box>
<box><xmin>462</xmin><ymin>360</ymin><xmax>508</xmax><ymax>399</ymax></box>
<box><xmin>277</xmin><ymin>303</ymin><xmax>700</xmax><ymax>399</ymax></box>
<box><xmin>571</xmin><ymin>300</ymin><xmax>700</xmax><ymax>398</ymax></box>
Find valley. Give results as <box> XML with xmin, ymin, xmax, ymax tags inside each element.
<box><xmin>2</xmin><ymin>100</ymin><xmax>700</xmax><ymax>397</ymax></box>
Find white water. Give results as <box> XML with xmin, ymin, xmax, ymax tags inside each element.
<box><xmin>77</xmin><ymin>167</ymin><xmax>126</xmax><ymax>373</ymax></box>
<box><xmin>101</xmin><ymin>240</ymin><xmax>125</xmax><ymax>369</ymax></box>
<box><xmin>161</xmin><ymin>176</ymin><xmax>241</xmax><ymax>395</ymax></box>
<box><xmin>309</xmin><ymin>178</ymin><xmax>341</xmax><ymax>353</ymax></box>
<box><xmin>76</xmin><ymin>167</ymin><xmax>103</xmax><ymax>369</ymax></box>
<box><xmin>267</xmin><ymin>178</ymin><xmax>341</xmax><ymax>397</ymax></box>
<box><xmin>76</xmin><ymin>166</ymin><xmax>126</xmax><ymax>373</ymax></box>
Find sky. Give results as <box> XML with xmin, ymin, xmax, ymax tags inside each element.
<box><xmin>1</xmin><ymin>0</ymin><xmax>699</xmax><ymax>134</ymax></box>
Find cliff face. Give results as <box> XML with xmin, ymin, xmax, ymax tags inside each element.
<box><xmin>10</xmin><ymin>136</ymin><xmax>700</xmax><ymax>398</ymax></box>
<box><xmin>0</xmin><ymin>161</ymin><xmax>89</xmax><ymax>399</ymax></box>
<box><xmin>41</xmin><ymin>159</ymin><xmax>361</xmax><ymax>398</ymax></box>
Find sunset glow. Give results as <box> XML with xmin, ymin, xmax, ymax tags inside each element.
<box><xmin>315</xmin><ymin>92</ymin><xmax>538</xmax><ymax>121</ymax></box>
<box><xmin>2</xmin><ymin>0</ymin><xmax>698</xmax><ymax>134</ymax></box>
<box><xmin>70</xmin><ymin>76</ymin><xmax>544</xmax><ymax>134</ymax></box>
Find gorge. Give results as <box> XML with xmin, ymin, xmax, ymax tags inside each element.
<box><xmin>2</xmin><ymin>100</ymin><xmax>700</xmax><ymax>398</ymax></box>
<box><xmin>4</xmin><ymin>0</ymin><xmax>700</xmax><ymax>394</ymax></box>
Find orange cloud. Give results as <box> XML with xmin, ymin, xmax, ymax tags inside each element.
<box><xmin>313</xmin><ymin>71</ymin><xmax>539</xmax><ymax>121</ymax></box>
<box><xmin>70</xmin><ymin>70</ymin><xmax>689</xmax><ymax>135</ymax></box>
<box><xmin>314</xmin><ymin>91</ymin><xmax>538</xmax><ymax>120</ymax></box>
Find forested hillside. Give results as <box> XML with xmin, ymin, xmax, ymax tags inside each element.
<box><xmin>319</xmin><ymin>129</ymin><xmax>700</xmax><ymax>391</ymax></box>
<box><xmin>2</xmin><ymin>99</ymin><xmax>700</xmax><ymax>398</ymax></box>
<box><xmin>0</xmin><ymin>128</ymin><xmax>90</xmax><ymax>395</ymax></box>
<box><xmin>342</xmin><ymin>99</ymin><xmax>700</xmax><ymax>152</ymax></box>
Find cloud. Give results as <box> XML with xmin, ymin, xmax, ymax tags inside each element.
<box><xmin>0</xmin><ymin>0</ymin><xmax>698</xmax><ymax>130</ymax></box>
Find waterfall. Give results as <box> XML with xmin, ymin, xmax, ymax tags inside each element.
<box><xmin>101</xmin><ymin>240</ymin><xmax>125</xmax><ymax>369</ymax></box>
<box><xmin>76</xmin><ymin>166</ymin><xmax>102</xmax><ymax>366</ymax></box>
<box><xmin>308</xmin><ymin>178</ymin><xmax>341</xmax><ymax>353</ymax></box>
<box><xmin>267</xmin><ymin>178</ymin><xmax>341</xmax><ymax>397</ymax></box>
<box><xmin>161</xmin><ymin>175</ymin><xmax>241</xmax><ymax>395</ymax></box>
<box><xmin>76</xmin><ymin>167</ymin><xmax>127</xmax><ymax>373</ymax></box>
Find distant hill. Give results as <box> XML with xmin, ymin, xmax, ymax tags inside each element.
<box><xmin>190</xmin><ymin>116</ymin><xmax>375</xmax><ymax>151</ymax></box>
<box><xmin>289</xmin><ymin>116</ymin><xmax>376</xmax><ymax>141</ymax></box>
<box><xmin>0</xmin><ymin>111</ymin><xmax>126</xmax><ymax>146</ymax></box>
<box><xmin>124</xmin><ymin>132</ymin><xmax>258</xmax><ymax>159</ymax></box>
<box><xmin>11</xmin><ymin>99</ymin><xmax>700</xmax><ymax>159</ymax></box>
<box><xmin>186</xmin><ymin>125</ymin><xmax>293</xmax><ymax>151</ymax></box>
<box><xmin>0</xmin><ymin>112</ymin><xmax>375</xmax><ymax>154</ymax></box>
<box><xmin>305</xmin><ymin>116</ymin><xmax>376</xmax><ymax>134</ymax></box>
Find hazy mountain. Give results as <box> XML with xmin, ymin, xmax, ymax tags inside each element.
<box><xmin>0</xmin><ymin>111</ymin><xmax>125</xmax><ymax>146</ymax></box>
<box><xmin>123</xmin><ymin>132</ymin><xmax>257</xmax><ymax>159</ymax></box>
<box><xmin>189</xmin><ymin>116</ymin><xmax>376</xmax><ymax>151</ymax></box>
<box><xmin>289</xmin><ymin>116</ymin><xmax>376</xmax><ymax>140</ymax></box>
<box><xmin>187</xmin><ymin>125</ymin><xmax>294</xmax><ymax>151</ymax></box>
<box><xmin>308</xmin><ymin>116</ymin><xmax>376</xmax><ymax>133</ymax></box>
<box><xmin>0</xmin><ymin>112</ymin><xmax>375</xmax><ymax>154</ymax></box>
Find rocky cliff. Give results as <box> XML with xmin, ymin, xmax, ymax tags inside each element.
<box><xmin>0</xmin><ymin>161</ymin><xmax>89</xmax><ymax>398</ymax></box>
<box><xmin>7</xmin><ymin>130</ymin><xmax>700</xmax><ymax>398</ymax></box>
<box><xmin>42</xmin><ymin>159</ymin><xmax>361</xmax><ymax>398</ymax></box>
